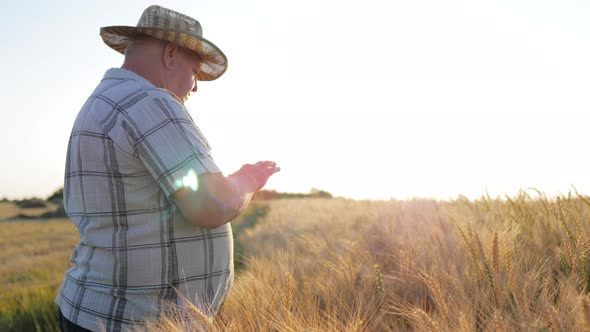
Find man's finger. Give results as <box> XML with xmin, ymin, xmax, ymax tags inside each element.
<box><xmin>256</xmin><ymin>161</ymin><xmax>276</xmax><ymax>169</ymax></box>
<box><xmin>265</xmin><ymin>167</ymin><xmax>280</xmax><ymax>177</ymax></box>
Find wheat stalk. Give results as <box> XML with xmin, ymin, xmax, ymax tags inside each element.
<box><xmin>557</xmin><ymin>197</ymin><xmax>576</xmax><ymax>244</ymax></box>
<box><xmin>423</xmin><ymin>274</ymin><xmax>448</xmax><ymax>323</ymax></box>
<box><xmin>374</xmin><ymin>264</ymin><xmax>384</xmax><ymax>297</ymax></box>
<box><xmin>582</xmin><ymin>296</ymin><xmax>590</xmax><ymax>332</ymax></box>
<box><xmin>492</xmin><ymin>231</ymin><xmax>500</xmax><ymax>275</ymax></box>
<box><xmin>548</xmin><ymin>304</ymin><xmax>563</xmax><ymax>332</ymax></box>
<box><xmin>564</xmin><ymin>239</ymin><xmax>576</xmax><ymax>271</ymax></box>
<box><xmin>455</xmin><ymin>224</ymin><xmax>483</xmax><ymax>277</ymax></box>
<box><xmin>503</xmin><ymin>246</ymin><xmax>513</xmax><ymax>272</ymax></box>
<box><xmin>491</xmin><ymin>311</ymin><xmax>506</xmax><ymax>332</ymax></box>
<box><xmin>472</xmin><ymin>227</ymin><xmax>497</xmax><ymax>303</ymax></box>
<box><xmin>284</xmin><ymin>272</ymin><xmax>294</xmax><ymax>320</ymax></box>
<box><xmin>492</xmin><ymin>231</ymin><xmax>501</xmax><ymax>305</ymax></box>
<box><xmin>412</xmin><ymin>308</ymin><xmax>439</xmax><ymax>332</ymax></box>
<box><xmin>183</xmin><ymin>304</ymin><xmax>216</xmax><ymax>331</ymax></box>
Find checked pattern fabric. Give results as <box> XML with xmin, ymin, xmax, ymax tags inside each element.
<box><xmin>55</xmin><ymin>68</ymin><xmax>233</xmax><ymax>332</ymax></box>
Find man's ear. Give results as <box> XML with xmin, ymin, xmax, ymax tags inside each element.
<box><xmin>162</xmin><ymin>43</ymin><xmax>179</xmax><ymax>69</ymax></box>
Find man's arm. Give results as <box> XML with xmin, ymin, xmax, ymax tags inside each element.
<box><xmin>172</xmin><ymin>161</ymin><xmax>279</xmax><ymax>229</ymax></box>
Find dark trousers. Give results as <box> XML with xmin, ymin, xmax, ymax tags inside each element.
<box><xmin>58</xmin><ymin>309</ymin><xmax>92</xmax><ymax>332</ymax></box>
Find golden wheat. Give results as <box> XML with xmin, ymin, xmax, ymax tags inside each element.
<box><xmin>7</xmin><ymin>195</ymin><xmax>590</xmax><ymax>331</ymax></box>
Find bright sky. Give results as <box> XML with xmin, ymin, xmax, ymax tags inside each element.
<box><xmin>1</xmin><ymin>0</ymin><xmax>589</xmax><ymax>201</ymax></box>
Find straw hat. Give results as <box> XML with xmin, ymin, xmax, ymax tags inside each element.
<box><xmin>100</xmin><ymin>5</ymin><xmax>227</xmax><ymax>81</ymax></box>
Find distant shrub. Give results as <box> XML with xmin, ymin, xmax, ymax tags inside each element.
<box><xmin>39</xmin><ymin>205</ymin><xmax>67</xmax><ymax>219</ymax></box>
<box><xmin>15</xmin><ymin>213</ymin><xmax>36</xmax><ymax>219</ymax></box>
<box><xmin>44</xmin><ymin>188</ymin><xmax>67</xmax><ymax>218</ymax></box>
<box><xmin>254</xmin><ymin>189</ymin><xmax>333</xmax><ymax>201</ymax></box>
<box><xmin>46</xmin><ymin>188</ymin><xmax>63</xmax><ymax>204</ymax></box>
<box><xmin>254</xmin><ymin>190</ymin><xmax>281</xmax><ymax>201</ymax></box>
<box><xmin>309</xmin><ymin>188</ymin><xmax>333</xmax><ymax>198</ymax></box>
<box><xmin>15</xmin><ymin>199</ymin><xmax>47</xmax><ymax>209</ymax></box>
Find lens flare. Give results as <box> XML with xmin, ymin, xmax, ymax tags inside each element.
<box><xmin>174</xmin><ymin>169</ymin><xmax>198</xmax><ymax>191</ymax></box>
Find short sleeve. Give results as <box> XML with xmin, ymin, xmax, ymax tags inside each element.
<box><xmin>124</xmin><ymin>95</ymin><xmax>221</xmax><ymax>198</ymax></box>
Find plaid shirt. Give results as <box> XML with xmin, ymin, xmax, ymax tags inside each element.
<box><xmin>56</xmin><ymin>68</ymin><xmax>234</xmax><ymax>332</ymax></box>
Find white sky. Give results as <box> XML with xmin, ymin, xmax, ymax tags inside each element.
<box><xmin>1</xmin><ymin>0</ymin><xmax>589</xmax><ymax>200</ymax></box>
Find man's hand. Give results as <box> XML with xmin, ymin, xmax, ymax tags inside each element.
<box><xmin>230</xmin><ymin>161</ymin><xmax>281</xmax><ymax>191</ymax></box>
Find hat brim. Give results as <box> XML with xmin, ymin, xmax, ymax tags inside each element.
<box><xmin>100</xmin><ymin>26</ymin><xmax>228</xmax><ymax>81</ymax></box>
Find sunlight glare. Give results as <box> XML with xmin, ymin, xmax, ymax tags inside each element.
<box><xmin>175</xmin><ymin>169</ymin><xmax>199</xmax><ymax>191</ymax></box>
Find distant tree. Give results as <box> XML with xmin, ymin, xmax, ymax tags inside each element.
<box><xmin>254</xmin><ymin>188</ymin><xmax>333</xmax><ymax>200</ymax></box>
<box><xmin>44</xmin><ymin>187</ymin><xmax>67</xmax><ymax>217</ymax></box>
<box><xmin>47</xmin><ymin>188</ymin><xmax>64</xmax><ymax>203</ymax></box>
<box><xmin>278</xmin><ymin>192</ymin><xmax>306</xmax><ymax>199</ymax></box>
<box><xmin>310</xmin><ymin>188</ymin><xmax>333</xmax><ymax>198</ymax></box>
<box><xmin>254</xmin><ymin>190</ymin><xmax>280</xmax><ymax>201</ymax></box>
<box><xmin>15</xmin><ymin>199</ymin><xmax>47</xmax><ymax>208</ymax></box>
<box><xmin>39</xmin><ymin>204</ymin><xmax>68</xmax><ymax>218</ymax></box>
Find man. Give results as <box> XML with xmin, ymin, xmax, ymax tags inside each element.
<box><xmin>55</xmin><ymin>5</ymin><xmax>279</xmax><ymax>331</ymax></box>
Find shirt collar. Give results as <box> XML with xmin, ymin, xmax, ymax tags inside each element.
<box><xmin>103</xmin><ymin>68</ymin><xmax>156</xmax><ymax>88</ymax></box>
<box><xmin>102</xmin><ymin>68</ymin><xmax>186</xmax><ymax>105</ymax></box>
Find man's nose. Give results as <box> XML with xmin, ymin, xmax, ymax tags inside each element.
<box><xmin>192</xmin><ymin>79</ymin><xmax>198</xmax><ymax>93</ymax></box>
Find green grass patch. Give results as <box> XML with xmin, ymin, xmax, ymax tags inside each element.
<box><xmin>0</xmin><ymin>286</ymin><xmax>60</xmax><ymax>332</ymax></box>
<box><xmin>231</xmin><ymin>203</ymin><xmax>270</xmax><ymax>272</ymax></box>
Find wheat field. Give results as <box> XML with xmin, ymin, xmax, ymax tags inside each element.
<box><xmin>3</xmin><ymin>194</ymin><xmax>590</xmax><ymax>331</ymax></box>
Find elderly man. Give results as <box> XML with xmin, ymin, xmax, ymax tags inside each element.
<box><xmin>55</xmin><ymin>5</ymin><xmax>279</xmax><ymax>331</ymax></box>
